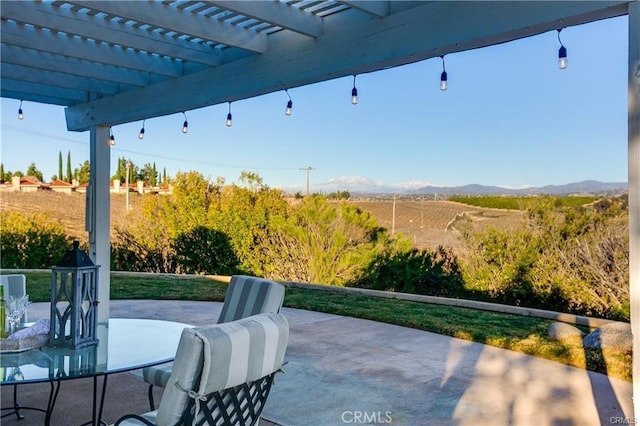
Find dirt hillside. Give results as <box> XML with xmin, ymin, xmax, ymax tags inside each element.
<box><xmin>1</xmin><ymin>192</ymin><xmax>524</xmax><ymax>251</ymax></box>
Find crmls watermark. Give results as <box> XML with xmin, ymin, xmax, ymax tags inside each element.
<box><xmin>341</xmin><ymin>411</ymin><xmax>393</xmax><ymax>424</ymax></box>
<box><xmin>611</xmin><ymin>417</ymin><xmax>639</xmax><ymax>424</ymax></box>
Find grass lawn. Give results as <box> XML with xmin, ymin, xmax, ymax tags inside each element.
<box><xmin>17</xmin><ymin>271</ymin><xmax>631</xmax><ymax>382</ymax></box>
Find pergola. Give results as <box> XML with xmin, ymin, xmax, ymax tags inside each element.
<box><xmin>2</xmin><ymin>0</ymin><xmax>639</xmax><ymax>415</ymax></box>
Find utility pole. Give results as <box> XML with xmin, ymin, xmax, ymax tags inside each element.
<box><xmin>391</xmin><ymin>194</ymin><xmax>396</xmax><ymax>236</ymax></box>
<box><xmin>125</xmin><ymin>161</ymin><xmax>131</xmax><ymax>211</ymax></box>
<box><xmin>299</xmin><ymin>166</ymin><xmax>315</xmax><ymax>196</ymax></box>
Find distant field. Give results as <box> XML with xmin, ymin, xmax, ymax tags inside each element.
<box><xmin>344</xmin><ymin>200</ymin><xmax>525</xmax><ymax>250</ymax></box>
<box><xmin>0</xmin><ymin>192</ymin><xmax>525</xmax><ymax>251</ymax></box>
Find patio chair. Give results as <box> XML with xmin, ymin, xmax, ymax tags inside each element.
<box><xmin>114</xmin><ymin>312</ymin><xmax>289</xmax><ymax>426</ymax></box>
<box><xmin>142</xmin><ymin>275</ymin><xmax>285</xmax><ymax>409</ymax></box>
<box><xmin>0</xmin><ymin>274</ymin><xmax>28</xmax><ymax>325</ymax></box>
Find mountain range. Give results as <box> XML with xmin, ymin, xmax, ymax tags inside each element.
<box><xmin>282</xmin><ymin>177</ymin><xmax>628</xmax><ymax>196</ymax></box>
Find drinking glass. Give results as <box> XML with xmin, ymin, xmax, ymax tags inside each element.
<box><xmin>6</xmin><ymin>295</ymin><xmax>29</xmax><ymax>336</ymax></box>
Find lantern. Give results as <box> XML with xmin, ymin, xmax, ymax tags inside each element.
<box><xmin>50</xmin><ymin>241</ymin><xmax>100</xmax><ymax>348</ymax></box>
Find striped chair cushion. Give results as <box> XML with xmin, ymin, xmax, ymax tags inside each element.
<box><xmin>142</xmin><ymin>275</ymin><xmax>285</xmax><ymax>389</ymax></box>
<box><xmin>142</xmin><ymin>362</ymin><xmax>172</xmax><ymax>390</ymax></box>
<box><xmin>217</xmin><ymin>275</ymin><xmax>285</xmax><ymax>323</ymax></box>
<box><xmin>155</xmin><ymin>313</ymin><xmax>289</xmax><ymax>426</ymax></box>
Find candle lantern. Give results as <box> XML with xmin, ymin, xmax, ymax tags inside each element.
<box><xmin>50</xmin><ymin>241</ymin><xmax>100</xmax><ymax>348</ymax></box>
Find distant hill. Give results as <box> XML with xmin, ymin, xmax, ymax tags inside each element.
<box><xmin>412</xmin><ymin>180</ymin><xmax>628</xmax><ymax>196</ymax></box>
<box><xmin>288</xmin><ymin>177</ymin><xmax>628</xmax><ymax>196</ymax></box>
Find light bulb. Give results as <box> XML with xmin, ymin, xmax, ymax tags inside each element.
<box><xmin>440</xmin><ymin>71</ymin><xmax>448</xmax><ymax>91</ymax></box>
<box><xmin>18</xmin><ymin>101</ymin><xmax>23</xmax><ymax>120</ymax></box>
<box><xmin>109</xmin><ymin>135</ymin><xmax>115</xmax><ymax>146</ymax></box>
<box><xmin>558</xmin><ymin>46</ymin><xmax>568</xmax><ymax>69</ymax></box>
<box><xmin>226</xmin><ymin>113</ymin><xmax>233</xmax><ymax>127</ymax></box>
<box><xmin>182</xmin><ymin>120</ymin><xmax>188</xmax><ymax>133</ymax></box>
<box><xmin>351</xmin><ymin>75</ymin><xmax>358</xmax><ymax>105</ymax></box>
<box><xmin>557</xmin><ymin>29</ymin><xmax>568</xmax><ymax>70</ymax></box>
<box><xmin>285</xmin><ymin>100</ymin><xmax>293</xmax><ymax>116</ymax></box>
<box><xmin>138</xmin><ymin>128</ymin><xmax>145</xmax><ymax>139</ymax></box>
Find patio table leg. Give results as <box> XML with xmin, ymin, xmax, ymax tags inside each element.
<box><xmin>1</xmin><ymin>381</ymin><xmax>60</xmax><ymax>425</ymax></box>
<box><xmin>80</xmin><ymin>374</ymin><xmax>108</xmax><ymax>426</ymax></box>
<box><xmin>45</xmin><ymin>380</ymin><xmax>61</xmax><ymax>426</ymax></box>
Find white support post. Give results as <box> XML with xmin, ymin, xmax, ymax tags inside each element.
<box><xmin>629</xmin><ymin>1</ymin><xmax>640</xmax><ymax>419</ymax></box>
<box><xmin>88</xmin><ymin>126</ymin><xmax>111</xmax><ymax>324</ymax></box>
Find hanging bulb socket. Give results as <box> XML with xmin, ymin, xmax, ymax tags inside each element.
<box><xmin>285</xmin><ymin>90</ymin><xmax>293</xmax><ymax>116</ymax></box>
<box><xmin>226</xmin><ymin>102</ymin><xmax>233</xmax><ymax>127</ymax></box>
<box><xmin>440</xmin><ymin>71</ymin><xmax>448</xmax><ymax>91</ymax></box>
<box><xmin>109</xmin><ymin>131</ymin><xmax>115</xmax><ymax>146</ymax></box>
<box><xmin>557</xmin><ymin>29</ymin><xmax>568</xmax><ymax>70</ymax></box>
<box><xmin>351</xmin><ymin>75</ymin><xmax>358</xmax><ymax>105</ymax></box>
<box><xmin>181</xmin><ymin>112</ymin><xmax>188</xmax><ymax>133</ymax></box>
<box><xmin>558</xmin><ymin>45</ymin><xmax>568</xmax><ymax>69</ymax></box>
<box><xmin>440</xmin><ymin>56</ymin><xmax>448</xmax><ymax>91</ymax></box>
<box><xmin>18</xmin><ymin>101</ymin><xmax>24</xmax><ymax>120</ymax></box>
<box><xmin>138</xmin><ymin>120</ymin><xmax>145</xmax><ymax>139</ymax></box>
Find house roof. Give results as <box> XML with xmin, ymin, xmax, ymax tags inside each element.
<box><xmin>1</xmin><ymin>1</ymin><xmax>631</xmax><ymax>132</ymax></box>
<box><xmin>50</xmin><ymin>179</ymin><xmax>73</xmax><ymax>187</ymax></box>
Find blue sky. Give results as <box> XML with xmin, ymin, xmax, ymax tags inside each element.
<box><xmin>0</xmin><ymin>15</ymin><xmax>628</xmax><ymax>191</ymax></box>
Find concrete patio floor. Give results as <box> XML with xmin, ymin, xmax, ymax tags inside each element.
<box><xmin>1</xmin><ymin>300</ymin><xmax>634</xmax><ymax>425</ymax></box>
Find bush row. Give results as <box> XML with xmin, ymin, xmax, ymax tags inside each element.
<box><xmin>1</xmin><ymin>173</ymin><xmax>629</xmax><ymax>320</ymax></box>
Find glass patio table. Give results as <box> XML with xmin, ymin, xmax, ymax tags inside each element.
<box><xmin>1</xmin><ymin>318</ymin><xmax>190</xmax><ymax>426</ymax></box>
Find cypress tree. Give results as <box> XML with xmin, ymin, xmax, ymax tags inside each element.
<box><xmin>151</xmin><ymin>162</ymin><xmax>157</xmax><ymax>186</ymax></box>
<box><xmin>58</xmin><ymin>151</ymin><xmax>63</xmax><ymax>181</ymax></box>
<box><xmin>66</xmin><ymin>151</ymin><xmax>72</xmax><ymax>182</ymax></box>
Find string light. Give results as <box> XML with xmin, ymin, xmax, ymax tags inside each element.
<box><xmin>109</xmin><ymin>128</ymin><xmax>115</xmax><ymax>146</ymax></box>
<box><xmin>557</xmin><ymin>29</ymin><xmax>568</xmax><ymax>69</ymax></box>
<box><xmin>284</xmin><ymin>90</ymin><xmax>293</xmax><ymax>116</ymax></box>
<box><xmin>138</xmin><ymin>119</ymin><xmax>145</xmax><ymax>140</ymax></box>
<box><xmin>226</xmin><ymin>102</ymin><xmax>233</xmax><ymax>127</ymax></box>
<box><xmin>182</xmin><ymin>112</ymin><xmax>188</xmax><ymax>133</ymax></box>
<box><xmin>18</xmin><ymin>100</ymin><xmax>24</xmax><ymax>120</ymax></box>
<box><xmin>440</xmin><ymin>56</ymin><xmax>448</xmax><ymax>91</ymax></box>
<box><xmin>351</xmin><ymin>75</ymin><xmax>358</xmax><ymax>105</ymax></box>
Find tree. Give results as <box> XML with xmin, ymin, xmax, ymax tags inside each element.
<box><xmin>74</xmin><ymin>160</ymin><xmax>91</xmax><ymax>184</ymax></box>
<box><xmin>26</xmin><ymin>162</ymin><xmax>43</xmax><ymax>181</ymax></box>
<box><xmin>151</xmin><ymin>163</ymin><xmax>157</xmax><ymax>186</ymax></box>
<box><xmin>140</xmin><ymin>163</ymin><xmax>158</xmax><ymax>185</ymax></box>
<box><xmin>58</xmin><ymin>151</ymin><xmax>63</xmax><ymax>181</ymax></box>
<box><xmin>111</xmin><ymin>171</ymin><xmax>214</xmax><ymax>273</ymax></box>
<box><xmin>66</xmin><ymin>151</ymin><xmax>72</xmax><ymax>182</ymax></box>
<box><xmin>112</xmin><ymin>157</ymin><xmax>138</xmax><ymax>183</ymax></box>
<box><xmin>238</xmin><ymin>170</ymin><xmax>264</xmax><ymax>192</ymax></box>
<box><xmin>259</xmin><ymin>196</ymin><xmax>389</xmax><ymax>285</ymax></box>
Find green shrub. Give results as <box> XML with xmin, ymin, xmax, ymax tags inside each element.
<box><xmin>350</xmin><ymin>246</ymin><xmax>466</xmax><ymax>298</ymax></box>
<box><xmin>460</xmin><ymin>196</ymin><xmax>629</xmax><ymax>320</ymax></box>
<box><xmin>0</xmin><ymin>210</ymin><xmax>71</xmax><ymax>268</ymax></box>
<box><xmin>172</xmin><ymin>226</ymin><xmax>240</xmax><ymax>275</ymax></box>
